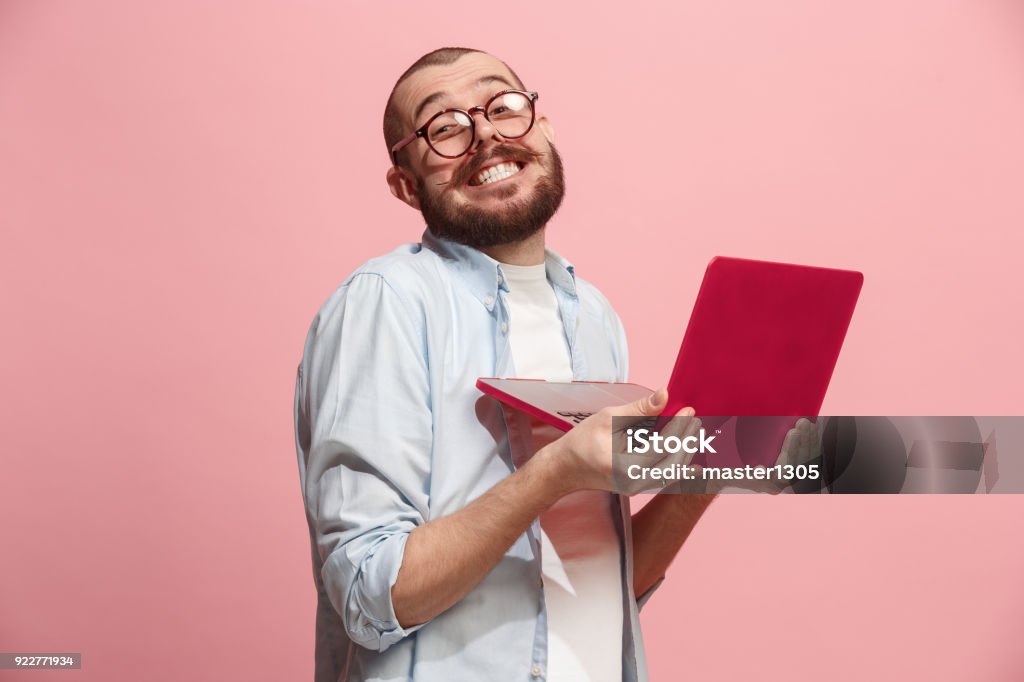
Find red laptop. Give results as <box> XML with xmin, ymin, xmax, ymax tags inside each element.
<box><xmin>477</xmin><ymin>256</ymin><xmax>863</xmax><ymax>466</ymax></box>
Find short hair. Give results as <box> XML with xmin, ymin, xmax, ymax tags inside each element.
<box><xmin>383</xmin><ymin>47</ymin><xmax>526</xmax><ymax>165</ymax></box>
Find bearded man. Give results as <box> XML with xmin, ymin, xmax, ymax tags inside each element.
<box><xmin>294</xmin><ymin>47</ymin><xmax>714</xmax><ymax>682</ymax></box>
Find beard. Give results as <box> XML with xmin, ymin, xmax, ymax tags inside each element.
<box><xmin>416</xmin><ymin>143</ymin><xmax>566</xmax><ymax>249</ymax></box>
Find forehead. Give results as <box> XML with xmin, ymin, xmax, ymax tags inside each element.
<box><xmin>393</xmin><ymin>52</ymin><xmax>521</xmax><ymax>127</ymax></box>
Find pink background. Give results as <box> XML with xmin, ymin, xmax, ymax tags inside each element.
<box><xmin>2</xmin><ymin>1</ymin><xmax>1023</xmax><ymax>680</ymax></box>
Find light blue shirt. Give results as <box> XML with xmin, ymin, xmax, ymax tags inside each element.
<box><xmin>293</xmin><ymin>229</ymin><xmax>657</xmax><ymax>682</ymax></box>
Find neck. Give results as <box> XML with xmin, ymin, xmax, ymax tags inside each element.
<box><xmin>478</xmin><ymin>228</ymin><xmax>546</xmax><ymax>265</ymax></box>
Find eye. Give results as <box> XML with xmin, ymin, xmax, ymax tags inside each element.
<box><xmin>501</xmin><ymin>93</ymin><xmax>528</xmax><ymax>112</ymax></box>
<box><xmin>489</xmin><ymin>93</ymin><xmax>528</xmax><ymax>120</ymax></box>
<box><xmin>430</xmin><ymin>111</ymin><xmax>472</xmax><ymax>141</ymax></box>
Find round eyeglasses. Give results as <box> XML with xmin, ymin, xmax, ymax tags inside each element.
<box><xmin>391</xmin><ymin>90</ymin><xmax>539</xmax><ymax>165</ymax></box>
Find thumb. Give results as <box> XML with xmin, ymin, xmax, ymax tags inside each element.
<box><xmin>612</xmin><ymin>388</ymin><xmax>668</xmax><ymax>417</ymax></box>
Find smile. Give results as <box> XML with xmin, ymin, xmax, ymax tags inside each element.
<box><xmin>468</xmin><ymin>161</ymin><xmax>524</xmax><ymax>187</ymax></box>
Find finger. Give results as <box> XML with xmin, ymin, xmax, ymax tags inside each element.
<box><xmin>688</xmin><ymin>417</ymin><xmax>702</xmax><ymax>437</ymax></box>
<box><xmin>798</xmin><ymin>418</ymin><xmax>822</xmax><ymax>468</ymax></box>
<box><xmin>683</xmin><ymin>417</ymin><xmax>702</xmax><ymax>465</ymax></box>
<box><xmin>808</xmin><ymin>419</ymin><xmax>824</xmax><ymax>460</ymax></box>
<box><xmin>798</xmin><ymin>419</ymin><xmax>811</xmax><ymax>453</ymax></box>
<box><xmin>609</xmin><ymin>387</ymin><xmax>668</xmax><ymax>419</ymax></box>
<box><xmin>807</xmin><ymin>420</ymin><xmax>819</xmax><ymax>450</ymax></box>
<box><xmin>655</xmin><ymin>414</ymin><xmax>703</xmax><ymax>467</ymax></box>
<box><xmin>656</xmin><ymin>406</ymin><xmax>697</xmax><ymax>441</ymax></box>
<box><xmin>813</xmin><ymin>417</ymin><xmax>827</xmax><ymax>447</ymax></box>
<box><xmin>777</xmin><ymin>427</ymin><xmax>798</xmax><ymax>466</ymax></box>
<box><xmin>791</xmin><ymin>418</ymin><xmax>817</xmax><ymax>464</ymax></box>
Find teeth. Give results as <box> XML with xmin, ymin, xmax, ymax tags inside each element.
<box><xmin>476</xmin><ymin>162</ymin><xmax>520</xmax><ymax>186</ymax></box>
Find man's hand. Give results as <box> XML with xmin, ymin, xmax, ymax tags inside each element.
<box><xmin>778</xmin><ymin>417</ymin><xmax>824</xmax><ymax>468</ymax></box>
<box><xmin>700</xmin><ymin>417</ymin><xmax>825</xmax><ymax>494</ymax></box>
<box><xmin>751</xmin><ymin>417</ymin><xmax>824</xmax><ymax>494</ymax></box>
<box><xmin>540</xmin><ymin>388</ymin><xmax>701</xmax><ymax>494</ymax></box>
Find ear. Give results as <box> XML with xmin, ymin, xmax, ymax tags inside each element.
<box><xmin>386</xmin><ymin>165</ymin><xmax>421</xmax><ymax>210</ymax></box>
<box><xmin>536</xmin><ymin>115</ymin><xmax>555</xmax><ymax>145</ymax></box>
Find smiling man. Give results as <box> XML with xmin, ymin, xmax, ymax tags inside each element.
<box><xmin>294</xmin><ymin>48</ymin><xmax>715</xmax><ymax>682</ymax></box>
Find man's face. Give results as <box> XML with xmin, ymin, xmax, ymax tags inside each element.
<box><xmin>388</xmin><ymin>52</ymin><xmax>565</xmax><ymax>248</ymax></box>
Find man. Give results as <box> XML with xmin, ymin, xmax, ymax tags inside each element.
<box><xmin>293</xmin><ymin>47</ymin><xmax>715</xmax><ymax>682</ymax></box>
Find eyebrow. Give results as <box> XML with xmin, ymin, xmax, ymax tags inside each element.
<box><xmin>412</xmin><ymin>75</ymin><xmax>517</xmax><ymax>125</ymax></box>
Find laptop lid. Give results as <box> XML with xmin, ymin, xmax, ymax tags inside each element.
<box><xmin>663</xmin><ymin>256</ymin><xmax>863</xmax><ymax>419</ymax></box>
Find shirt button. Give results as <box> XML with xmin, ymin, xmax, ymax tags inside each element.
<box><xmin>531</xmin><ymin>665</ymin><xmax>542</xmax><ymax>677</ymax></box>
<box><xmin>484</xmin><ymin>295</ymin><xmax>494</xmax><ymax>306</ymax></box>
<box><xmin>500</xmin><ymin>322</ymin><xmax>508</xmax><ymax>333</ymax></box>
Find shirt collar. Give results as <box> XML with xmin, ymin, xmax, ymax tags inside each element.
<box><xmin>421</xmin><ymin>228</ymin><xmax>577</xmax><ymax>311</ymax></box>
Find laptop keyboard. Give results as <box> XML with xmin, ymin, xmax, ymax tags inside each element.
<box><xmin>557</xmin><ymin>410</ymin><xmax>593</xmax><ymax>425</ymax></box>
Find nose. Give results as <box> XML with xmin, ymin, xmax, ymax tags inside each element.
<box><xmin>467</xmin><ymin>106</ymin><xmax>504</xmax><ymax>150</ymax></box>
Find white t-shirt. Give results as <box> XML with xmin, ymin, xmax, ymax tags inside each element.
<box><xmin>501</xmin><ymin>261</ymin><xmax>623</xmax><ymax>682</ymax></box>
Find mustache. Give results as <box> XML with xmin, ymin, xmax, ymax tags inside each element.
<box><xmin>436</xmin><ymin>146</ymin><xmax>545</xmax><ymax>187</ymax></box>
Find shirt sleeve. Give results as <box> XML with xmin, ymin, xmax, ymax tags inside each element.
<box><xmin>296</xmin><ymin>271</ymin><xmax>432</xmax><ymax>652</ymax></box>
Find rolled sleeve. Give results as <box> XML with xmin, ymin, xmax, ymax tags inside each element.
<box><xmin>297</xmin><ymin>271</ymin><xmax>432</xmax><ymax>652</ymax></box>
<box><xmin>322</xmin><ymin>531</ymin><xmax>424</xmax><ymax>650</ymax></box>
